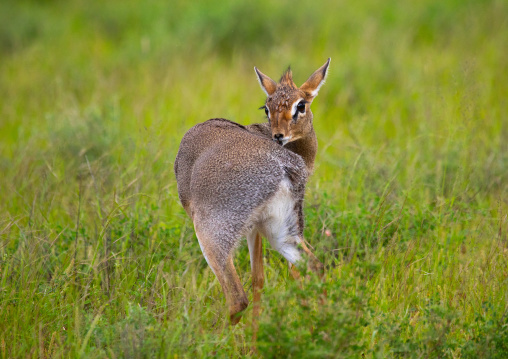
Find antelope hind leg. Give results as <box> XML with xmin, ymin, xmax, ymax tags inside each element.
<box><xmin>195</xmin><ymin>229</ymin><xmax>249</xmax><ymax>324</ymax></box>
<box><xmin>247</xmin><ymin>231</ymin><xmax>264</xmax><ymax>345</ymax></box>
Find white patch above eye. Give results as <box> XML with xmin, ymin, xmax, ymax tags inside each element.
<box><xmin>291</xmin><ymin>98</ymin><xmax>304</xmax><ymax>117</ymax></box>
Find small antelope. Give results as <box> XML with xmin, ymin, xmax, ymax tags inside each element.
<box><xmin>174</xmin><ymin>59</ymin><xmax>330</xmax><ymax>324</ymax></box>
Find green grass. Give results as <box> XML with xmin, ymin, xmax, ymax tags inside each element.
<box><xmin>1</xmin><ymin>0</ymin><xmax>507</xmax><ymax>357</ymax></box>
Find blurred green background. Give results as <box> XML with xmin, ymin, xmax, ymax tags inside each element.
<box><xmin>0</xmin><ymin>0</ymin><xmax>507</xmax><ymax>357</ymax></box>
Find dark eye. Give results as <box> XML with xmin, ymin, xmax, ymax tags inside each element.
<box><xmin>259</xmin><ymin>105</ymin><xmax>269</xmax><ymax>117</ymax></box>
<box><xmin>297</xmin><ymin>101</ymin><xmax>305</xmax><ymax>113</ymax></box>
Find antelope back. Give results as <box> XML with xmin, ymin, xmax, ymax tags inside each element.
<box><xmin>174</xmin><ymin>119</ymin><xmax>308</xmax><ymax>231</ymax></box>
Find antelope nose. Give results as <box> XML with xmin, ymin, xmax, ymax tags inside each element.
<box><xmin>273</xmin><ymin>133</ymin><xmax>284</xmax><ymax>144</ymax></box>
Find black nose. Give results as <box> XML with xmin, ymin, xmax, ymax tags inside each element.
<box><xmin>273</xmin><ymin>133</ymin><xmax>283</xmax><ymax>144</ymax></box>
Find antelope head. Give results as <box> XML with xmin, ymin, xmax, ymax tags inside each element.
<box><xmin>254</xmin><ymin>58</ymin><xmax>330</xmax><ymax>146</ymax></box>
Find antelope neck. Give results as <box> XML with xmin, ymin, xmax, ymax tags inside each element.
<box><xmin>285</xmin><ymin>129</ymin><xmax>317</xmax><ymax>173</ymax></box>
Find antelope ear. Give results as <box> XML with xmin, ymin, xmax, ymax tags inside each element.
<box><xmin>300</xmin><ymin>58</ymin><xmax>331</xmax><ymax>98</ymax></box>
<box><xmin>254</xmin><ymin>67</ymin><xmax>277</xmax><ymax>96</ymax></box>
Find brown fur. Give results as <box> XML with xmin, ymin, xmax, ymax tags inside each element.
<box><xmin>253</xmin><ymin>58</ymin><xmax>330</xmax><ymax>172</ymax></box>
<box><xmin>174</xmin><ymin>60</ymin><xmax>330</xmax><ymax>327</ymax></box>
<box><xmin>251</xmin><ymin>232</ymin><xmax>264</xmax><ymax>341</ymax></box>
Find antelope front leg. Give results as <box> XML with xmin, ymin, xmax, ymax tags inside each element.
<box><xmin>298</xmin><ymin>239</ymin><xmax>324</xmax><ymax>276</ymax></box>
<box><xmin>269</xmin><ymin>235</ymin><xmax>323</xmax><ymax>277</ymax></box>
<box><xmin>296</xmin><ymin>239</ymin><xmax>327</xmax><ymax>305</ymax></box>
<box><xmin>272</xmin><ymin>235</ymin><xmax>326</xmax><ymax>305</ymax></box>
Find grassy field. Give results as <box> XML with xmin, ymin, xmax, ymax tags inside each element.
<box><xmin>1</xmin><ymin>0</ymin><xmax>507</xmax><ymax>357</ymax></box>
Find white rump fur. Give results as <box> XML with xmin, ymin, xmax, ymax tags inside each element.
<box><xmin>248</xmin><ymin>178</ymin><xmax>302</xmax><ymax>265</ymax></box>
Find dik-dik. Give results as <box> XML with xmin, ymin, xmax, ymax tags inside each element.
<box><xmin>174</xmin><ymin>59</ymin><xmax>330</xmax><ymax>324</ymax></box>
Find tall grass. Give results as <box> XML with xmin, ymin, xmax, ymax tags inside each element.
<box><xmin>1</xmin><ymin>0</ymin><xmax>507</xmax><ymax>357</ymax></box>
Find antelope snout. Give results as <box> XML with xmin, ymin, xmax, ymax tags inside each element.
<box><xmin>273</xmin><ymin>133</ymin><xmax>290</xmax><ymax>146</ymax></box>
<box><xmin>273</xmin><ymin>133</ymin><xmax>284</xmax><ymax>144</ymax></box>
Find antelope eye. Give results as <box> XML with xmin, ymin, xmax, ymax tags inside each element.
<box><xmin>265</xmin><ymin>107</ymin><xmax>269</xmax><ymax>116</ymax></box>
<box><xmin>297</xmin><ymin>101</ymin><xmax>305</xmax><ymax>113</ymax></box>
